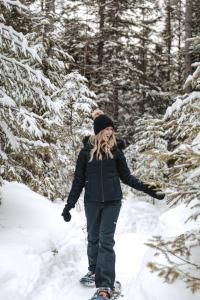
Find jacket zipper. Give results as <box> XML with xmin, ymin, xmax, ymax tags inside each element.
<box><xmin>101</xmin><ymin>159</ymin><xmax>105</xmax><ymax>202</ymax></box>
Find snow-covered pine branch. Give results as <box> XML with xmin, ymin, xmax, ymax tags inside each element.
<box><xmin>0</xmin><ymin>23</ymin><xmax>41</xmax><ymax>62</ymax></box>
<box><xmin>146</xmin><ymin>231</ymin><xmax>200</xmax><ymax>293</ymax></box>
<box><xmin>50</xmin><ymin>71</ymin><xmax>96</xmax><ymax>199</ymax></box>
<box><xmin>0</xmin><ymin>0</ymin><xmax>62</xmax><ymax>199</ymax></box>
<box><xmin>1</xmin><ymin>0</ymin><xmax>27</xmax><ymax>11</ymax></box>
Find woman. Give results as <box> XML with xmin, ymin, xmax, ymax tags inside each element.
<box><xmin>62</xmin><ymin>109</ymin><xmax>165</xmax><ymax>300</ymax></box>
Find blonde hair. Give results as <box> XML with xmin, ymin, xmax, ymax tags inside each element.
<box><xmin>89</xmin><ymin>109</ymin><xmax>117</xmax><ymax>162</ymax></box>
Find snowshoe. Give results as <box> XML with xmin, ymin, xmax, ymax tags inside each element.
<box><xmin>90</xmin><ymin>287</ymin><xmax>111</xmax><ymax>300</ymax></box>
<box><xmin>80</xmin><ymin>271</ymin><xmax>95</xmax><ymax>287</ymax></box>
<box><xmin>89</xmin><ymin>283</ymin><xmax>122</xmax><ymax>300</ymax></box>
<box><xmin>111</xmin><ymin>281</ymin><xmax>122</xmax><ymax>300</ymax></box>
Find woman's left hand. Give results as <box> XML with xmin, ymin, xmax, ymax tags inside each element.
<box><xmin>145</xmin><ymin>183</ymin><xmax>165</xmax><ymax>200</ymax></box>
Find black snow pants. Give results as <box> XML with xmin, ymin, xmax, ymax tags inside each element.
<box><xmin>84</xmin><ymin>200</ymin><xmax>121</xmax><ymax>289</ymax></box>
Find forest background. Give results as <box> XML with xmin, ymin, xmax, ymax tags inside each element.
<box><xmin>0</xmin><ymin>0</ymin><xmax>200</xmax><ymax>294</ymax></box>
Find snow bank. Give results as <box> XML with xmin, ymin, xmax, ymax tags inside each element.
<box><xmin>131</xmin><ymin>203</ymin><xmax>200</xmax><ymax>300</ymax></box>
<box><xmin>0</xmin><ymin>181</ymin><xmax>86</xmax><ymax>300</ymax></box>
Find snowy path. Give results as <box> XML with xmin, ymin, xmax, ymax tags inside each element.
<box><xmin>2</xmin><ymin>182</ymin><xmax>198</xmax><ymax>300</ymax></box>
<box><xmin>28</xmin><ymin>194</ymin><xmax>162</xmax><ymax>300</ymax></box>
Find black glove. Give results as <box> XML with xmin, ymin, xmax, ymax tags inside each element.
<box><xmin>145</xmin><ymin>184</ymin><xmax>165</xmax><ymax>200</ymax></box>
<box><xmin>150</xmin><ymin>189</ymin><xmax>165</xmax><ymax>200</ymax></box>
<box><xmin>61</xmin><ymin>204</ymin><xmax>72</xmax><ymax>222</ymax></box>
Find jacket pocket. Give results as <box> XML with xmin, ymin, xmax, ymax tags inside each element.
<box><xmin>85</xmin><ymin>179</ymin><xmax>99</xmax><ymax>200</ymax></box>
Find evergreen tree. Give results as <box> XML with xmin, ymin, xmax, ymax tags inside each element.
<box><xmin>0</xmin><ymin>0</ymin><xmax>57</xmax><ymax>195</ymax></box>
<box><xmin>0</xmin><ymin>0</ymin><xmax>96</xmax><ymax>200</ymax></box>
<box><xmin>52</xmin><ymin>71</ymin><xmax>96</xmax><ymax>198</ymax></box>
<box><xmin>184</xmin><ymin>0</ymin><xmax>200</xmax><ymax>79</ymax></box>
<box><xmin>125</xmin><ymin>115</ymin><xmax>168</xmax><ymax>202</ymax></box>
<box><xmin>141</xmin><ymin>36</ymin><xmax>200</xmax><ymax>293</ymax></box>
<box><xmin>61</xmin><ymin>0</ymin><xmax>168</xmax><ymax>143</ymax></box>
<box><xmin>31</xmin><ymin>1</ymin><xmax>97</xmax><ymax>199</ymax></box>
<box><xmin>159</xmin><ymin>0</ymin><xmax>186</xmax><ymax>94</ymax></box>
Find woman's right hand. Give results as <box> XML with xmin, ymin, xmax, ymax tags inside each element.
<box><xmin>61</xmin><ymin>204</ymin><xmax>72</xmax><ymax>222</ymax></box>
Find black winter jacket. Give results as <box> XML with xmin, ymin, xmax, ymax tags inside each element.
<box><xmin>66</xmin><ymin>136</ymin><xmax>163</xmax><ymax>208</ymax></box>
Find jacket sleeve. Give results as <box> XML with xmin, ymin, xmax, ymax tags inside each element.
<box><xmin>66</xmin><ymin>148</ymin><xmax>86</xmax><ymax>208</ymax></box>
<box><xmin>116</xmin><ymin>149</ymin><xmax>158</xmax><ymax>197</ymax></box>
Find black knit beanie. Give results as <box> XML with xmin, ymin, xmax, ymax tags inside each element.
<box><xmin>94</xmin><ymin>114</ymin><xmax>115</xmax><ymax>135</ymax></box>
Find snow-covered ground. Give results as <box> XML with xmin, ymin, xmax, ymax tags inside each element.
<box><xmin>0</xmin><ymin>182</ymin><xmax>198</xmax><ymax>300</ymax></box>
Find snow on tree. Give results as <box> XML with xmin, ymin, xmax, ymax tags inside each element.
<box><xmin>60</xmin><ymin>0</ymin><xmax>169</xmax><ymax>143</ymax></box>
<box><xmin>138</xmin><ymin>36</ymin><xmax>200</xmax><ymax>293</ymax></box>
<box><xmin>0</xmin><ymin>0</ymin><xmax>97</xmax><ymax>200</ymax></box>
<box><xmin>0</xmin><ymin>0</ymin><xmax>58</xmax><ymax>192</ymax></box>
<box><xmin>50</xmin><ymin>71</ymin><xmax>96</xmax><ymax>199</ymax></box>
<box><xmin>125</xmin><ymin>114</ymin><xmax>168</xmax><ymax>203</ymax></box>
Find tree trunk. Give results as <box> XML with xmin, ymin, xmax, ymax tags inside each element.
<box><xmin>97</xmin><ymin>0</ymin><xmax>106</xmax><ymax>72</ymax></box>
<box><xmin>184</xmin><ymin>0</ymin><xmax>192</xmax><ymax>78</ymax></box>
<box><xmin>165</xmin><ymin>0</ymin><xmax>172</xmax><ymax>83</ymax></box>
<box><xmin>44</xmin><ymin>0</ymin><xmax>55</xmax><ymax>33</ymax></box>
<box><xmin>177</xmin><ymin>0</ymin><xmax>183</xmax><ymax>89</ymax></box>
